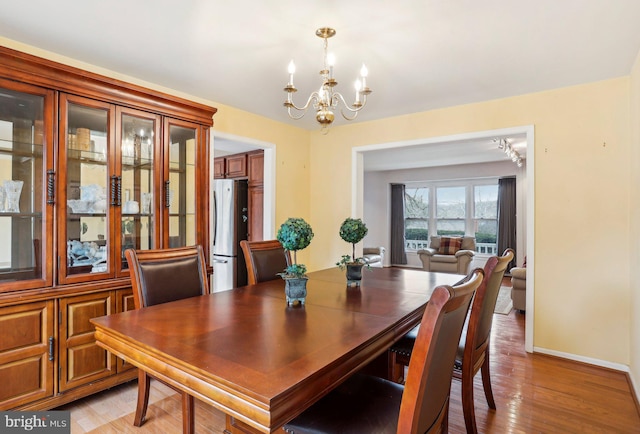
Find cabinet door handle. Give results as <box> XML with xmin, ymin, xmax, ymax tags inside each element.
<box><xmin>110</xmin><ymin>175</ymin><xmax>118</xmax><ymax>206</ymax></box>
<box><xmin>165</xmin><ymin>180</ymin><xmax>171</xmax><ymax>208</ymax></box>
<box><xmin>46</xmin><ymin>170</ymin><xmax>55</xmax><ymax>204</ymax></box>
<box><xmin>48</xmin><ymin>336</ymin><xmax>54</xmax><ymax>361</ymax></box>
<box><xmin>117</xmin><ymin>176</ymin><xmax>122</xmax><ymax>206</ymax></box>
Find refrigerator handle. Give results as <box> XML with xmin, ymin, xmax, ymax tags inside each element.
<box><xmin>212</xmin><ymin>189</ymin><xmax>217</xmax><ymax>247</ymax></box>
<box><xmin>213</xmin><ymin>258</ymin><xmax>228</xmax><ymax>264</ymax></box>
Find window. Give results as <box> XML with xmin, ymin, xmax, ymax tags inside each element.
<box><xmin>474</xmin><ymin>185</ymin><xmax>498</xmax><ymax>254</ymax></box>
<box><xmin>404</xmin><ymin>187</ymin><xmax>429</xmax><ymax>250</ymax></box>
<box><xmin>403</xmin><ymin>179</ymin><xmax>499</xmax><ymax>255</ymax></box>
<box><xmin>436</xmin><ymin>186</ymin><xmax>465</xmax><ymax>236</ymax></box>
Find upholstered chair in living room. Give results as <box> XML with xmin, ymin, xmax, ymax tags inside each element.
<box><xmin>417</xmin><ymin>235</ymin><xmax>476</xmax><ymax>274</ymax></box>
<box><xmin>362</xmin><ymin>246</ymin><xmax>385</xmax><ymax>267</ymax></box>
<box><xmin>510</xmin><ymin>264</ymin><xmax>526</xmax><ymax>312</ymax></box>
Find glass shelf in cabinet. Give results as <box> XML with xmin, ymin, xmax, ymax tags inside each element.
<box><xmin>0</xmin><ymin>211</ymin><xmax>43</xmax><ymax>217</ymax></box>
<box><xmin>0</xmin><ymin>140</ymin><xmax>44</xmax><ymax>158</ymax></box>
<box><xmin>66</xmin><ymin>212</ymin><xmax>107</xmax><ymax>217</ymax></box>
<box><xmin>168</xmin><ymin>166</ymin><xmax>188</xmax><ymax>174</ymax></box>
<box><xmin>121</xmin><ymin>155</ymin><xmax>153</xmax><ymax>169</ymax></box>
<box><xmin>67</xmin><ymin>148</ymin><xmax>108</xmax><ymax>164</ymax></box>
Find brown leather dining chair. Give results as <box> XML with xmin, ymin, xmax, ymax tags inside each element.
<box><xmin>283</xmin><ymin>268</ymin><xmax>484</xmax><ymax>434</ymax></box>
<box><xmin>389</xmin><ymin>249</ymin><xmax>515</xmax><ymax>434</ymax></box>
<box><xmin>239</xmin><ymin>239</ymin><xmax>291</xmax><ymax>284</ymax></box>
<box><xmin>124</xmin><ymin>245</ymin><xmax>209</xmax><ymax>434</ymax></box>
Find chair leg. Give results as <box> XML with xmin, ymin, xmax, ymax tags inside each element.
<box><xmin>181</xmin><ymin>393</ymin><xmax>195</xmax><ymax>434</ymax></box>
<box><xmin>480</xmin><ymin>351</ymin><xmax>497</xmax><ymax>409</ymax></box>
<box><xmin>442</xmin><ymin>400</ymin><xmax>449</xmax><ymax>433</ymax></box>
<box><xmin>134</xmin><ymin>370</ymin><xmax>151</xmax><ymax>427</ymax></box>
<box><xmin>387</xmin><ymin>351</ymin><xmax>404</xmax><ymax>383</ymax></box>
<box><xmin>461</xmin><ymin>368</ymin><xmax>478</xmax><ymax>434</ymax></box>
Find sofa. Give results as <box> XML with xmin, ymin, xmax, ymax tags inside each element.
<box><xmin>510</xmin><ymin>266</ymin><xmax>526</xmax><ymax>312</ymax></box>
<box><xmin>362</xmin><ymin>246</ymin><xmax>385</xmax><ymax>268</ymax></box>
<box><xmin>417</xmin><ymin>236</ymin><xmax>475</xmax><ymax>274</ymax></box>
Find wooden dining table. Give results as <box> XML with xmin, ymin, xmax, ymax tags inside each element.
<box><xmin>91</xmin><ymin>267</ymin><xmax>462</xmax><ymax>433</ymax></box>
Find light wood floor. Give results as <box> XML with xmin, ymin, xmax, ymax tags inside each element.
<box><xmin>59</xmin><ymin>308</ymin><xmax>640</xmax><ymax>433</ymax></box>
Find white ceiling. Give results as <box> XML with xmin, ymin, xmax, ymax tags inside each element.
<box><xmin>2</xmin><ymin>1</ymin><xmax>639</xmax><ymax>169</ymax></box>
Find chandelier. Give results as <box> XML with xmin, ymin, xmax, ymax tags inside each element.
<box><xmin>284</xmin><ymin>27</ymin><xmax>372</xmax><ymax>133</ymax></box>
<box><xmin>496</xmin><ymin>138</ymin><xmax>524</xmax><ymax>168</ymax></box>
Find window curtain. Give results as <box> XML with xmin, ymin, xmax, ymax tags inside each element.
<box><xmin>496</xmin><ymin>177</ymin><xmax>517</xmax><ymax>270</ymax></box>
<box><xmin>390</xmin><ymin>183</ymin><xmax>407</xmax><ymax>265</ymax></box>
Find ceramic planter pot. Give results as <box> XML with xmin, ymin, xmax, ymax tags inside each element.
<box><xmin>284</xmin><ymin>277</ymin><xmax>308</xmax><ymax>305</ymax></box>
<box><xmin>346</xmin><ymin>263</ymin><xmax>364</xmax><ymax>286</ymax></box>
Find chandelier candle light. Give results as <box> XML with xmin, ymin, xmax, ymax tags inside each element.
<box><xmin>284</xmin><ymin>27</ymin><xmax>372</xmax><ymax>133</ymax></box>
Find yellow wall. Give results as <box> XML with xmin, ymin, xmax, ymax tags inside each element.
<box><xmin>2</xmin><ymin>36</ymin><xmax>637</xmax><ymax>371</ymax></box>
<box><xmin>309</xmin><ymin>78</ymin><xmax>632</xmax><ymax>365</ymax></box>
<box><xmin>630</xmin><ymin>50</ymin><xmax>640</xmax><ymax>394</ymax></box>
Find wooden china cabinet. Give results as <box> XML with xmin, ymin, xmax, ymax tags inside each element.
<box><xmin>0</xmin><ymin>46</ymin><xmax>215</xmax><ymax>410</ymax></box>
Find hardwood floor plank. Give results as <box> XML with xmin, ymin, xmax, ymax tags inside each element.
<box><xmin>59</xmin><ymin>308</ymin><xmax>640</xmax><ymax>433</ymax></box>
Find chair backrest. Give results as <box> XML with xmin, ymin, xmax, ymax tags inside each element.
<box><xmin>125</xmin><ymin>245</ymin><xmax>209</xmax><ymax>309</ymax></box>
<box><xmin>240</xmin><ymin>240</ymin><xmax>291</xmax><ymax>285</ymax></box>
<box><xmin>468</xmin><ymin>248</ymin><xmax>515</xmax><ymax>353</ymax></box>
<box><xmin>398</xmin><ymin>268</ymin><xmax>484</xmax><ymax>434</ymax></box>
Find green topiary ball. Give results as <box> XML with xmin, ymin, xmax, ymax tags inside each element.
<box><xmin>339</xmin><ymin>218</ymin><xmax>368</xmax><ymax>244</ymax></box>
<box><xmin>277</xmin><ymin>218</ymin><xmax>314</xmax><ymax>252</ymax></box>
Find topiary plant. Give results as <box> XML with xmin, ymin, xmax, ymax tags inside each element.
<box><xmin>277</xmin><ymin>217</ymin><xmax>314</xmax><ymax>278</ymax></box>
<box><xmin>336</xmin><ymin>217</ymin><xmax>369</xmax><ymax>269</ymax></box>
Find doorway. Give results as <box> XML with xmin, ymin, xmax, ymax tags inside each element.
<box><xmin>352</xmin><ymin>125</ymin><xmax>535</xmax><ymax>352</ymax></box>
<box><xmin>211</xmin><ymin>132</ymin><xmax>276</xmax><ymax>239</ymax></box>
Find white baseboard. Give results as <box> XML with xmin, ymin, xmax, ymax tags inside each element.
<box><xmin>533</xmin><ymin>346</ymin><xmax>629</xmax><ymax>372</ymax></box>
<box><xmin>629</xmin><ymin>370</ymin><xmax>640</xmax><ymax>408</ymax></box>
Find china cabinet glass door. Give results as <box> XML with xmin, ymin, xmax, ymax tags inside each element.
<box><xmin>0</xmin><ymin>79</ymin><xmax>54</xmax><ymax>292</ymax></box>
<box><xmin>58</xmin><ymin>94</ymin><xmax>114</xmax><ymax>283</ymax></box>
<box><xmin>116</xmin><ymin>108</ymin><xmax>161</xmax><ymax>276</ymax></box>
<box><xmin>164</xmin><ymin>119</ymin><xmax>205</xmax><ymax>249</ymax></box>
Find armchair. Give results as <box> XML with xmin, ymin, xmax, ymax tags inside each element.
<box><xmin>362</xmin><ymin>246</ymin><xmax>385</xmax><ymax>268</ymax></box>
<box><xmin>510</xmin><ymin>266</ymin><xmax>526</xmax><ymax>312</ymax></box>
<box><xmin>417</xmin><ymin>235</ymin><xmax>475</xmax><ymax>274</ymax></box>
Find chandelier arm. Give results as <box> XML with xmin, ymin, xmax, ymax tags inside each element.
<box><xmin>286</xmin><ymin>92</ymin><xmax>321</xmax><ymax>119</ymax></box>
<box><xmin>332</xmin><ymin>92</ymin><xmax>366</xmax><ymax>121</ymax></box>
<box><xmin>287</xmin><ymin>107</ymin><xmax>308</xmax><ymax>120</ymax></box>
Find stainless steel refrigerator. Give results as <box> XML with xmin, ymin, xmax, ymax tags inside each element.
<box><xmin>212</xmin><ymin>179</ymin><xmax>248</xmax><ymax>292</ymax></box>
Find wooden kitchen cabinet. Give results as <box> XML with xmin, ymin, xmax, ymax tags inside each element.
<box><xmin>0</xmin><ymin>46</ymin><xmax>215</xmax><ymax>410</ymax></box>
<box><xmin>226</xmin><ymin>154</ymin><xmax>247</xmax><ymax>177</ymax></box>
<box><xmin>214</xmin><ymin>156</ymin><xmax>225</xmax><ymax>178</ymax></box>
<box><xmin>247</xmin><ymin>151</ymin><xmax>264</xmax><ymax>241</ymax></box>
<box><xmin>214</xmin><ymin>154</ymin><xmax>248</xmax><ymax>178</ymax></box>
